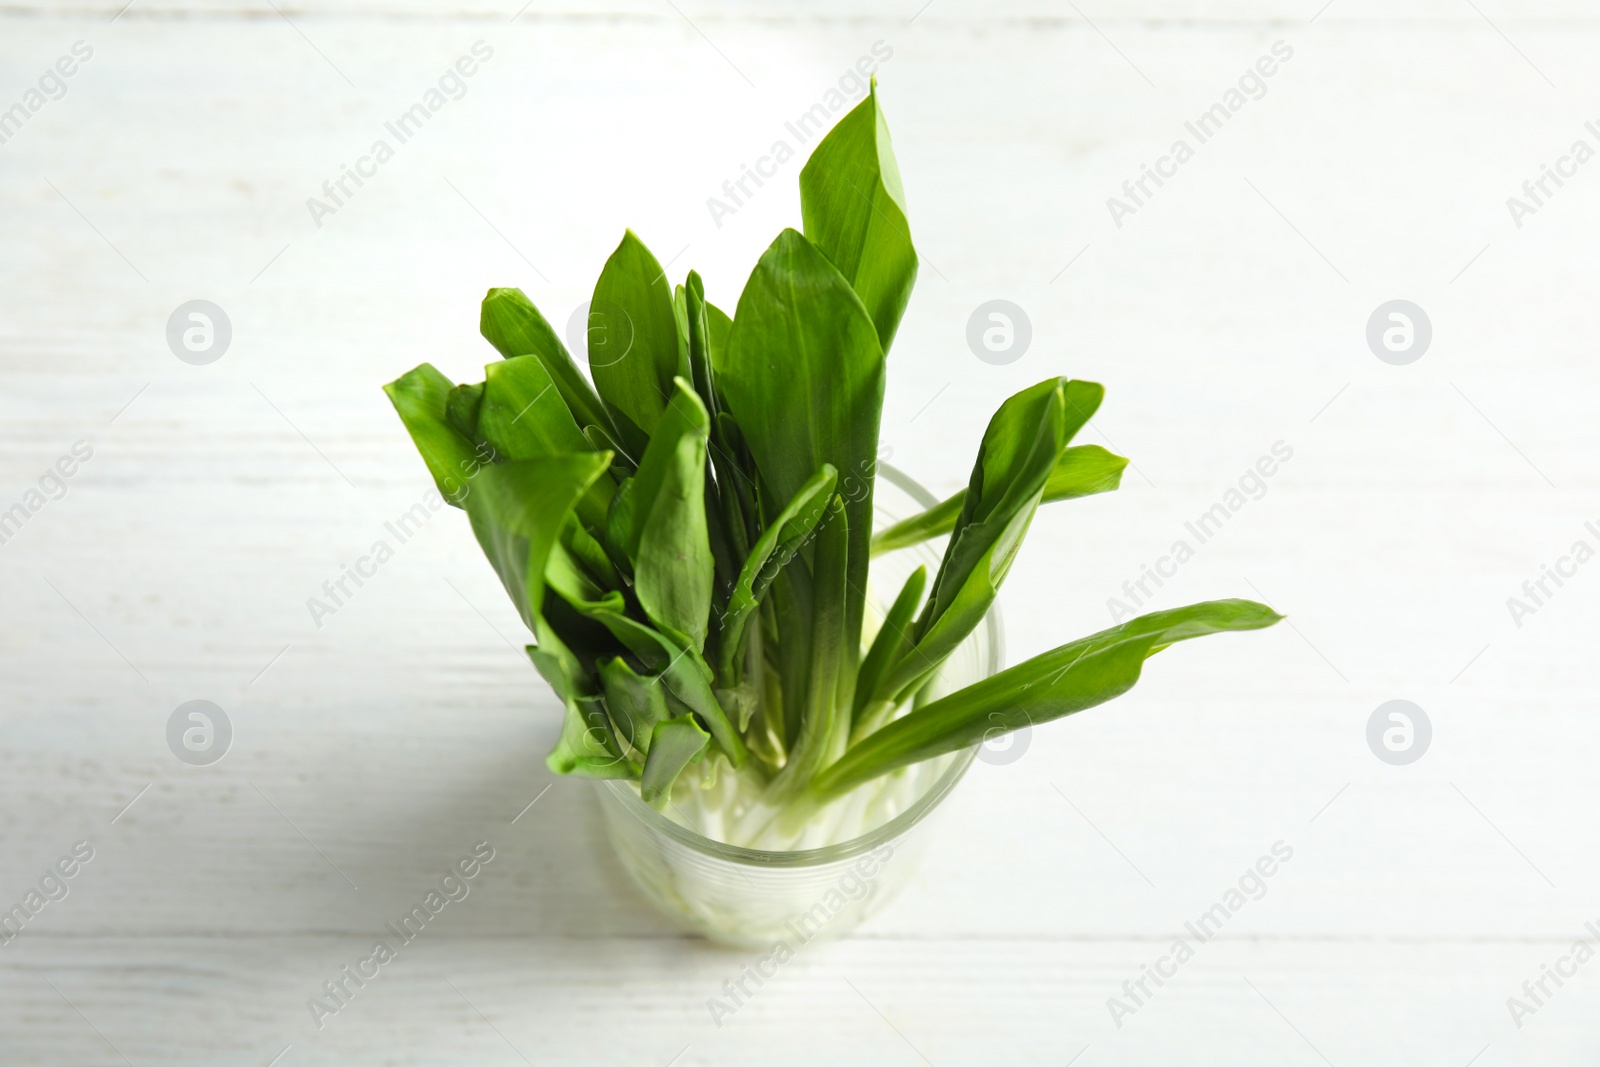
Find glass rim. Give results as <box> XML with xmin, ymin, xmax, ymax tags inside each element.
<box><xmin>600</xmin><ymin>461</ymin><xmax>1006</xmax><ymax>869</ymax></box>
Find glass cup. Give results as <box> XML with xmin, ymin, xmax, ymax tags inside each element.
<box><xmin>595</xmin><ymin>464</ymin><xmax>1004</xmax><ymax>948</ymax></box>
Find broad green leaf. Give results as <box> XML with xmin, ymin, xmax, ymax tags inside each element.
<box><xmin>715</xmin><ymin>463</ymin><xmax>839</xmax><ymax>682</ymax></box>
<box><xmin>462</xmin><ymin>453</ymin><xmax>613</xmax><ymax>632</ymax></box>
<box><xmin>480</xmin><ymin>287</ymin><xmax>612</xmax><ymax>436</ymax></box>
<box><xmin>871</xmin><ymin>443</ymin><xmax>1128</xmax><ymax>555</ymax></box>
<box><xmin>606</xmin><ymin>380</ymin><xmax>710</xmax><ymax>559</ymax></box>
<box><xmin>719</xmin><ymin>228</ymin><xmax>886</xmax><ymax>679</ymax></box>
<box><xmin>603</xmin><ymin>379</ymin><xmax>715</xmax><ymax>647</ymax></box>
<box><xmin>799</xmin><ymin>80</ymin><xmax>917</xmax><ymax>353</ymax></box>
<box><xmin>635</xmin><ymin>430</ymin><xmax>714</xmax><ymax>650</ymax></box>
<box><xmin>588</xmin><ymin>230</ymin><xmax>681</xmax><ymax>457</ymax></box>
<box><xmin>955</xmin><ymin>379</ymin><xmax>1101</xmax><ymax>532</ymax></box>
<box><xmin>640</xmin><ymin>714</ymin><xmax>712</xmax><ymax>808</ymax></box>
<box><xmin>479</xmin><ymin>356</ymin><xmax>591</xmax><ymax>459</ymax></box>
<box><xmin>599</xmin><ymin>656</ymin><xmax>671</xmax><ymax>754</ymax></box>
<box><xmin>383</xmin><ymin>363</ymin><xmax>483</xmax><ymax>507</ymax></box>
<box><xmin>478</xmin><ymin>357</ymin><xmax>613</xmax><ymax>531</ymax></box>
<box><xmin>812</xmin><ymin>599</ymin><xmax>1284</xmax><ymax>798</ymax></box>
<box><xmin>875</xmin><ymin>378</ymin><xmax>1070</xmax><ymax>706</ymax></box>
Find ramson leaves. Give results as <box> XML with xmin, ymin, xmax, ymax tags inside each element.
<box><xmin>382</xmin><ymin>87</ymin><xmax>1282</xmax><ymax>823</ymax></box>
<box><xmin>871</xmin><ymin>443</ymin><xmax>1128</xmax><ymax>555</ymax></box>
<box><xmin>812</xmin><ymin>599</ymin><xmax>1285</xmax><ymax>799</ymax></box>
<box><xmin>873</xmin><ymin>378</ymin><xmax>1070</xmax><ymax>707</ymax></box>
<box><xmin>800</xmin><ymin>80</ymin><xmax>917</xmax><ymax>354</ymax></box>
<box><xmin>718</xmin><ymin>228</ymin><xmax>886</xmax><ymax>694</ymax></box>
<box><xmin>480</xmin><ymin>287</ymin><xmax>612</xmax><ymax>437</ymax></box>
<box><xmin>588</xmin><ymin>230</ymin><xmax>682</xmax><ymax>458</ymax></box>
<box><xmin>383</xmin><ymin>363</ymin><xmax>481</xmax><ymax>507</ymax></box>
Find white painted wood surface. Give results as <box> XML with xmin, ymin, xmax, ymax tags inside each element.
<box><xmin>3</xmin><ymin>1</ymin><xmax>1598</xmax><ymax>1063</ymax></box>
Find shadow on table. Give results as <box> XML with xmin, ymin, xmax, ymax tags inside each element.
<box><xmin>343</xmin><ymin>730</ymin><xmax>721</xmax><ymax>947</ymax></box>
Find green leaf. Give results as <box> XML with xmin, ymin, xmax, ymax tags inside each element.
<box><xmin>954</xmin><ymin>379</ymin><xmax>1101</xmax><ymax>532</ymax></box>
<box><xmin>480</xmin><ymin>288</ymin><xmax>612</xmax><ymax>436</ymax></box>
<box><xmin>479</xmin><ymin>357</ymin><xmax>591</xmax><ymax>459</ymax></box>
<box><xmin>477</xmin><ymin>357</ymin><xmax>615</xmax><ymax>532</ymax></box>
<box><xmin>604</xmin><ymin>380</ymin><xmax>715</xmax><ymax>648</ymax></box>
<box><xmin>799</xmin><ymin>79</ymin><xmax>918</xmax><ymax>353</ymax></box>
<box><xmin>599</xmin><ymin>656</ymin><xmax>671</xmax><ymax>755</ymax></box>
<box><xmin>676</xmin><ymin>271</ymin><xmax>726</xmax><ymax>460</ymax></box>
<box><xmin>812</xmin><ymin>599</ymin><xmax>1284</xmax><ymax>798</ymax></box>
<box><xmin>871</xmin><ymin>443</ymin><xmax>1128</xmax><ymax>555</ymax></box>
<box><xmin>718</xmin><ymin>228</ymin><xmax>886</xmax><ymax>681</ymax></box>
<box><xmin>462</xmin><ymin>453</ymin><xmax>614</xmax><ymax>632</ymax></box>
<box><xmin>383</xmin><ymin>363</ymin><xmax>485</xmax><ymax>507</ymax></box>
<box><xmin>588</xmin><ymin>230</ymin><xmax>681</xmax><ymax>457</ymax></box>
<box><xmin>635</xmin><ymin>430</ymin><xmax>714</xmax><ymax>650</ymax></box>
<box><xmin>715</xmin><ymin>463</ymin><xmax>839</xmax><ymax>682</ymax></box>
<box><xmin>875</xmin><ymin>378</ymin><xmax>1072</xmax><ymax>706</ymax></box>
<box><xmin>1046</xmin><ymin>443</ymin><xmax>1128</xmax><ymax>500</ymax></box>
<box><xmin>640</xmin><ymin>714</ymin><xmax>712</xmax><ymax>808</ymax></box>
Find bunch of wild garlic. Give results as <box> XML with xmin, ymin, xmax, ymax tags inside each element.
<box><xmin>385</xmin><ymin>83</ymin><xmax>1280</xmax><ymax>833</ymax></box>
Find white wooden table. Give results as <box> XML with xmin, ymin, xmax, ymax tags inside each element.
<box><xmin>3</xmin><ymin>1</ymin><xmax>1598</xmax><ymax>1063</ymax></box>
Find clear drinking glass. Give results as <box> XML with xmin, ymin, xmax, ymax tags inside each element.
<box><xmin>595</xmin><ymin>464</ymin><xmax>1004</xmax><ymax>948</ymax></box>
